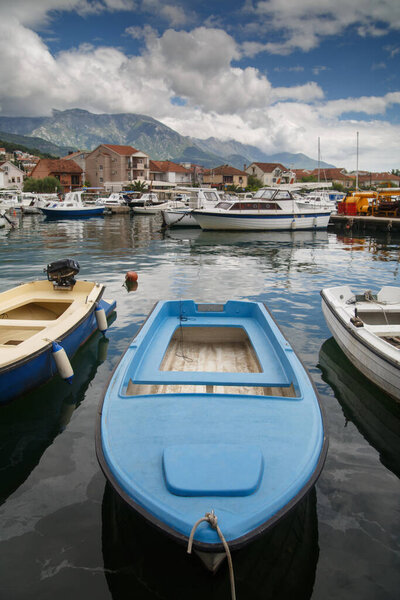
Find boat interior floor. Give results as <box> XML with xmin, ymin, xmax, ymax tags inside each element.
<box><xmin>127</xmin><ymin>326</ymin><xmax>296</xmax><ymax>398</ymax></box>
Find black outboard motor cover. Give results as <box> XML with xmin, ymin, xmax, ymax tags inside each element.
<box><xmin>45</xmin><ymin>259</ymin><xmax>80</xmax><ymax>287</ymax></box>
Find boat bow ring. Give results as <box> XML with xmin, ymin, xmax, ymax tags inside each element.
<box><xmin>163</xmin><ymin>444</ymin><xmax>264</xmax><ymax>497</ymax></box>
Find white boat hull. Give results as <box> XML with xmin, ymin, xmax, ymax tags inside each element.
<box><xmin>193</xmin><ymin>212</ymin><xmax>331</xmax><ymax>231</ymax></box>
<box><xmin>321</xmin><ymin>289</ymin><xmax>400</xmax><ymax>400</ymax></box>
<box><xmin>162</xmin><ymin>209</ymin><xmax>198</xmax><ymax>227</ymax></box>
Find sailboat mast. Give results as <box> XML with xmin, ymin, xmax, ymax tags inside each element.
<box><xmin>318</xmin><ymin>137</ymin><xmax>320</xmax><ymax>184</ymax></box>
<box><xmin>356</xmin><ymin>131</ymin><xmax>359</xmax><ymax>191</ymax></box>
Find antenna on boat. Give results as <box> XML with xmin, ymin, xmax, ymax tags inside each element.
<box><xmin>356</xmin><ymin>131</ymin><xmax>359</xmax><ymax>191</ymax></box>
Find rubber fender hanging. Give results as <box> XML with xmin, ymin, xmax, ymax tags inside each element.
<box><xmin>52</xmin><ymin>341</ymin><xmax>74</xmax><ymax>384</ymax></box>
<box><xmin>95</xmin><ymin>305</ymin><xmax>108</xmax><ymax>334</ymax></box>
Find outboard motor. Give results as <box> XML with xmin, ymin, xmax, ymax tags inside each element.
<box><xmin>45</xmin><ymin>258</ymin><xmax>80</xmax><ymax>289</ymax></box>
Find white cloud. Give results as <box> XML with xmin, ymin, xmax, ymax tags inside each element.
<box><xmin>0</xmin><ymin>2</ymin><xmax>399</xmax><ymax>171</ymax></box>
<box><xmin>244</xmin><ymin>0</ymin><xmax>400</xmax><ymax>54</ymax></box>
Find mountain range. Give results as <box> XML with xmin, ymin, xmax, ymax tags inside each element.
<box><xmin>0</xmin><ymin>108</ymin><xmax>335</xmax><ymax>170</ymax></box>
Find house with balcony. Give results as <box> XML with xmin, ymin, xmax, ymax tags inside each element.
<box><xmin>149</xmin><ymin>160</ymin><xmax>192</xmax><ymax>187</ymax></box>
<box><xmin>245</xmin><ymin>163</ymin><xmax>294</xmax><ymax>186</ymax></box>
<box><xmin>85</xmin><ymin>144</ymin><xmax>150</xmax><ymax>190</ymax></box>
<box><xmin>30</xmin><ymin>159</ymin><xmax>83</xmax><ymax>191</ymax></box>
<box><xmin>0</xmin><ymin>161</ymin><xmax>26</xmax><ymax>189</ymax></box>
<box><xmin>202</xmin><ymin>164</ymin><xmax>248</xmax><ymax>189</ymax></box>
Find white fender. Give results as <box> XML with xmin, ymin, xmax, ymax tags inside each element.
<box><xmin>95</xmin><ymin>305</ymin><xmax>108</xmax><ymax>335</ymax></box>
<box><xmin>52</xmin><ymin>341</ymin><xmax>74</xmax><ymax>384</ymax></box>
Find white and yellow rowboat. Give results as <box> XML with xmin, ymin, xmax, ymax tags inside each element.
<box><xmin>0</xmin><ymin>260</ymin><xmax>116</xmax><ymax>403</ymax></box>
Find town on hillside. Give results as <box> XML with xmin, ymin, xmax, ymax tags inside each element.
<box><xmin>0</xmin><ymin>144</ymin><xmax>399</xmax><ymax>195</ymax></box>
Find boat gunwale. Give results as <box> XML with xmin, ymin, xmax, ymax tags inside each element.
<box><xmin>320</xmin><ymin>288</ymin><xmax>400</xmax><ymax>370</ymax></box>
<box><xmin>95</xmin><ymin>300</ymin><xmax>328</xmax><ymax>553</ymax></box>
<box><xmin>0</xmin><ymin>282</ymin><xmax>105</xmax><ymax>374</ymax></box>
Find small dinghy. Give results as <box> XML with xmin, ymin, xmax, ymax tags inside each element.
<box><xmin>96</xmin><ymin>300</ymin><xmax>327</xmax><ymax>572</ymax></box>
<box><xmin>0</xmin><ymin>259</ymin><xmax>116</xmax><ymax>403</ymax></box>
<box><xmin>321</xmin><ymin>285</ymin><xmax>400</xmax><ymax>401</ymax></box>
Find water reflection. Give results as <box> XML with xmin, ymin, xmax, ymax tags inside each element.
<box><xmin>101</xmin><ymin>483</ymin><xmax>319</xmax><ymax>600</ymax></box>
<box><xmin>0</xmin><ymin>317</ymin><xmax>114</xmax><ymax>506</ymax></box>
<box><xmin>318</xmin><ymin>337</ymin><xmax>400</xmax><ymax>478</ymax></box>
<box><xmin>165</xmin><ymin>228</ymin><xmax>329</xmax><ymax>246</ymax></box>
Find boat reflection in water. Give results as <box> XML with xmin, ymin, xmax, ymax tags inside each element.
<box><xmin>165</xmin><ymin>228</ymin><xmax>329</xmax><ymax>246</ymax></box>
<box><xmin>0</xmin><ymin>312</ymin><xmax>115</xmax><ymax>506</ymax></box>
<box><xmin>101</xmin><ymin>483</ymin><xmax>319</xmax><ymax>600</ymax></box>
<box><xmin>318</xmin><ymin>337</ymin><xmax>400</xmax><ymax>478</ymax></box>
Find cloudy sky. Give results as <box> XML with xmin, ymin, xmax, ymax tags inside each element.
<box><xmin>0</xmin><ymin>0</ymin><xmax>399</xmax><ymax>170</ymax></box>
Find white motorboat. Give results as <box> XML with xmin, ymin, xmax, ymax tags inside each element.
<box><xmin>95</xmin><ymin>193</ymin><xmax>128</xmax><ymax>207</ymax></box>
<box><xmin>94</xmin><ymin>193</ymin><xmax>130</xmax><ymax>213</ymax></box>
<box><xmin>296</xmin><ymin>190</ymin><xmax>344</xmax><ymax>211</ymax></box>
<box><xmin>21</xmin><ymin>194</ymin><xmax>60</xmax><ymax>214</ymax></box>
<box><xmin>132</xmin><ymin>199</ymin><xmax>188</xmax><ymax>215</ymax></box>
<box><xmin>191</xmin><ymin>188</ymin><xmax>332</xmax><ymax>231</ymax></box>
<box><xmin>125</xmin><ymin>192</ymin><xmax>162</xmax><ymax>208</ymax></box>
<box><xmin>321</xmin><ymin>285</ymin><xmax>400</xmax><ymax>401</ymax></box>
<box><xmin>162</xmin><ymin>188</ymin><xmax>221</xmax><ymax>227</ymax></box>
<box><xmin>0</xmin><ymin>193</ymin><xmax>21</xmax><ymax>212</ymax></box>
<box><xmin>40</xmin><ymin>191</ymin><xmax>105</xmax><ymax>218</ymax></box>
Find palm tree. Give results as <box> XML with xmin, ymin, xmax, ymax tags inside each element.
<box><xmin>126</xmin><ymin>180</ymin><xmax>148</xmax><ymax>192</ymax></box>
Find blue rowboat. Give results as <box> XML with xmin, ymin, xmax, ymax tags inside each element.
<box><xmin>96</xmin><ymin>300</ymin><xmax>327</xmax><ymax>571</ymax></box>
<box><xmin>0</xmin><ymin>260</ymin><xmax>116</xmax><ymax>403</ymax></box>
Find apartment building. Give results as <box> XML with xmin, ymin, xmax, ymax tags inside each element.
<box><xmin>85</xmin><ymin>144</ymin><xmax>150</xmax><ymax>190</ymax></box>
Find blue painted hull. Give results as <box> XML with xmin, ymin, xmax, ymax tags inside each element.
<box><xmin>41</xmin><ymin>207</ymin><xmax>104</xmax><ymax>218</ymax></box>
<box><xmin>0</xmin><ymin>297</ymin><xmax>116</xmax><ymax>404</ymax></box>
<box><xmin>97</xmin><ymin>300</ymin><xmax>327</xmax><ymax>554</ymax></box>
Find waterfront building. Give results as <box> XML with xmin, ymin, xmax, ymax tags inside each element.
<box><xmin>202</xmin><ymin>164</ymin><xmax>248</xmax><ymax>189</ymax></box>
<box><xmin>85</xmin><ymin>144</ymin><xmax>150</xmax><ymax>191</ymax></box>
<box><xmin>0</xmin><ymin>161</ymin><xmax>25</xmax><ymax>189</ymax></box>
<box><xmin>245</xmin><ymin>162</ymin><xmax>295</xmax><ymax>186</ymax></box>
<box><xmin>149</xmin><ymin>160</ymin><xmax>192</xmax><ymax>188</ymax></box>
<box><xmin>30</xmin><ymin>159</ymin><xmax>83</xmax><ymax>191</ymax></box>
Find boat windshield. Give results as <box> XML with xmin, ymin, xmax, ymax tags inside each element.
<box><xmin>215</xmin><ymin>201</ymin><xmax>233</xmax><ymax>209</ymax></box>
<box><xmin>254</xmin><ymin>189</ymin><xmax>276</xmax><ymax>200</ymax></box>
<box><xmin>204</xmin><ymin>191</ymin><xmax>219</xmax><ymax>202</ymax></box>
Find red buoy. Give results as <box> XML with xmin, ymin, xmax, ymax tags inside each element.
<box><xmin>125</xmin><ymin>271</ymin><xmax>138</xmax><ymax>282</ymax></box>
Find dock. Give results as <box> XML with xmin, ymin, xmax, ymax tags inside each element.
<box><xmin>329</xmin><ymin>214</ymin><xmax>400</xmax><ymax>233</ymax></box>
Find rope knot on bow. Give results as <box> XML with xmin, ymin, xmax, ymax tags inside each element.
<box><xmin>187</xmin><ymin>510</ymin><xmax>236</xmax><ymax>600</ymax></box>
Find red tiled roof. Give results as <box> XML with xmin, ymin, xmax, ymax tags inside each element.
<box><xmin>102</xmin><ymin>144</ymin><xmax>139</xmax><ymax>155</ymax></box>
<box><xmin>310</xmin><ymin>168</ymin><xmax>352</xmax><ymax>180</ymax></box>
<box><xmin>204</xmin><ymin>164</ymin><xmax>248</xmax><ymax>176</ymax></box>
<box><xmin>358</xmin><ymin>172</ymin><xmax>400</xmax><ymax>182</ymax></box>
<box><xmin>150</xmin><ymin>160</ymin><xmax>190</xmax><ymax>173</ymax></box>
<box><xmin>250</xmin><ymin>162</ymin><xmax>289</xmax><ymax>173</ymax></box>
<box><xmin>32</xmin><ymin>159</ymin><xmax>83</xmax><ymax>174</ymax></box>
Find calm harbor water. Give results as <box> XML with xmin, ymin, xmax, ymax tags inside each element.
<box><xmin>0</xmin><ymin>213</ymin><xmax>399</xmax><ymax>600</ymax></box>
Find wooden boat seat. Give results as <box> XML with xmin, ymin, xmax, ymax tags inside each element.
<box><xmin>126</xmin><ymin>379</ymin><xmax>296</xmax><ymax>397</ymax></box>
<box><xmin>0</xmin><ymin>319</ymin><xmax>53</xmax><ymax>328</ymax></box>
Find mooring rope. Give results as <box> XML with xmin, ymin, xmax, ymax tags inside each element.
<box><xmin>187</xmin><ymin>510</ymin><xmax>236</xmax><ymax>600</ymax></box>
